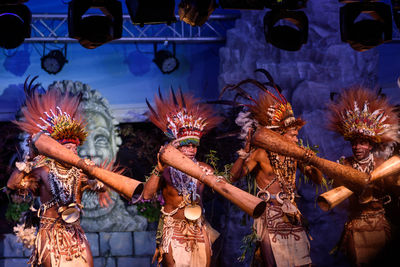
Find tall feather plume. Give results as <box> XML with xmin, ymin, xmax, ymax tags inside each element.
<box><xmin>328</xmin><ymin>85</ymin><xmax>399</xmax><ymax>144</ymax></box>
<box><xmin>147</xmin><ymin>88</ymin><xmax>222</xmax><ymax>140</ymax></box>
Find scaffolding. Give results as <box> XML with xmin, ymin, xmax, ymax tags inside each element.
<box><xmin>26</xmin><ymin>14</ymin><xmax>239</xmax><ymax>44</ymax></box>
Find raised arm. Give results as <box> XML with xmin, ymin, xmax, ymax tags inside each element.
<box><xmin>7</xmin><ymin>160</ymin><xmax>40</xmax><ymax>194</ymax></box>
<box><xmin>298</xmin><ymin>163</ymin><xmax>324</xmax><ymax>185</ymax></box>
<box><xmin>143</xmin><ymin>147</ymin><xmax>166</xmax><ymax>200</ymax></box>
<box><xmin>230</xmin><ymin>129</ymin><xmax>258</xmax><ymax>182</ymax></box>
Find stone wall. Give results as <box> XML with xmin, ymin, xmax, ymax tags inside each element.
<box><xmin>0</xmin><ymin>231</ymin><xmax>156</xmax><ymax>267</ymax></box>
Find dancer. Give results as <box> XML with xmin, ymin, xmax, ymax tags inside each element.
<box><xmin>7</xmin><ymin>80</ymin><xmax>107</xmax><ymax>267</ymax></box>
<box><xmin>328</xmin><ymin>86</ymin><xmax>399</xmax><ymax>266</ymax></box>
<box><xmin>143</xmin><ymin>89</ymin><xmax>221</xmax><ymax>267</ymax></box>
<box><xmin>226</xmin><ymin>72</ymin><xmax>323</xmax><ymax>267</ymax></box>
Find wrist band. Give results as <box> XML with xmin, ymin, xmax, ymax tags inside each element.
<box><xmin>152</xmin><ymin>167</ymin><xmax>162</xmax><ymax>177</ymax></box>
<box><xmin>237</xmin><ymin>148</ymin><xmax>250</xmax><ymax>160</ymax></box>
<box><xmin>302</xmin><ymin>149</ymin><xmax>315</xmax><ymax>164</ymax></box>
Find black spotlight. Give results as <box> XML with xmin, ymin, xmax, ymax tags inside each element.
<box><xmin>68</xmin><ymin>0</ymin><xmax>122</xmax><ymax>49</ymax></box>
<box><xmin>126</xmin><ymin>0</ymin><xmax>176</xmax><ymax>27</ymax></box>
<box><xmin>219</xmin><ymin>0</ymin><xmax>265</xmax><ymax>10</ymax></box>
<box><xmin>0</xmin><ymin>2</ymin><xmax>31</xmax><ymax>49</ymax></box>
<box><xmin>340</xmin><ymin>1</ymin><xmax>392</xmax><ymax>51</ymax></box>
<box><xmin>264</xmin><ymin>9</ymin><xmax>308</xmax><ymax>51</ymax></box>
<box><xmin>392</xmin><ymin>0</ymin><xmax>400</xmax><ymax>31</ymax></box>
<box><xmin>178</xmin><ymin>0</ymin><xmax>217</xmax><ymax>26</ymax></box>
<box><xmin>153</xmin><ymin>43</ymin><xmax>179</xmax><ymax>74</ymax></box>
<box><xmin>41</xmin><ymin>46</ymin><xmax>68</xmax><ymax>75</ymax></box>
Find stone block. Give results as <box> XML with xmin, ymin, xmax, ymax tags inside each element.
<box><xmin>0</xmin><ymin>233</ymin><xmax>28</xmax><ymax>257</ymax></box>
<box><xmin>100</xmin><ymin>232</ymin><xmax>112</xmax><ymax>255</ymax></box>
<box><xmin>117</xmin><ymin>257</ymin><xmax>150</xmax><ymax>267</ymax></box>
<box><xmin>100</xmin><ymin>232</ymin><xmax>133</xmax><ymax>256</ymax></box>
<box><xmin>86</xmin><ymin>233</ymin><xmax>99</xmax><ymax>256</ymax></box>
<box><xmin>133</xmin><ymin>231</ymin><xmax>156</xmax><ymax>256</ymax></box>
<box><xmin>105</xmin><ymin>256</ymin><xmax>116</xmax><ymax>267</ymax></box>
<box><xmin>0</xmin><ymin>258</ymin><xmax>30</xmax><ymax>267</ymax></box>
<box><xmin>93</xmin><ymin>257</ymin><xmax>105</xmax><ymax>266</ymax></box>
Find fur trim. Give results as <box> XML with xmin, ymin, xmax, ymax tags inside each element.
<box><xmin>328</xmin><ymin>86</ymin><xmax>399</xmax><ymax>144</ymax></box>
<box><xmin>147</xmin><ymin>89</ymin><xmax>222</xmax><ymax>145</ymax></box>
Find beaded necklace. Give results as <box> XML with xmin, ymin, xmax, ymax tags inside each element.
<box><xmin>267</xmin><ymin>151</ymin><xmax>296</xmax><ymax>199</ymax></box>
<box><xmin>352</xmin><ymin>153</ymin><xmax>374</xmax><ymax>174</ymax></box>
<box><xmin>169</xmin><ymin>162</ymin><xmax>198</xmax><ymax>202</ymax></box>
<box><xmin>48</xmin><ymin>160</ymin><xmax>81</xmax><ymax>205</ymax></box>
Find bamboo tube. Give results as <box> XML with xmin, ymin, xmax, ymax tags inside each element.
<box><xmin>33</xmin><ymin>133</ymin><xmax>143</xmax><ymax>200</ymax></box>
<box><xmin>159</xmin><ymin>145</ymin><xmax>266</xmax><ymax>218</ymax></box>
<box><xmin>370</xmin><ymin>155</ymin><xmax>400</xmax><ymax>182</ymax></box>
<box><xmin>251</xmin><ymin>127</ymin><xmax>370</xmax><ymax>194</ymax></box>
<box><xmin>317</xmin><ymin>186</ymin><xmax>353</xmax><ymax>211</ymax></box>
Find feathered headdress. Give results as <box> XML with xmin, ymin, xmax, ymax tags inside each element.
<box><xmin>220</xmin><ymin>69</ymin><xmax>305</xmax><ymax>132</ymax></box>
<box><xmin>15</xmin><ymin>77</ymin><xmax>87</xmax><ymax>145</ymax></box>
<box><xmin>146</xmin><ymin>88</ymin><xmax>221</xmax><ymax>146</ymax></box>
<box><xmin>328</xmin><ymin>86</ymin><xmax>399</xmax><ymax>144</ymax></box>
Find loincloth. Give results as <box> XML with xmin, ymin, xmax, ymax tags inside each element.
<box><xmin>157</xmin><ymin>215</ymin><xmax>218</xmax><ymax>267</ymax></box>
<box><xmin>340</xmin><ymin>209</ymin><xmax>391</xmax><ymax>265</ymax></box>
<box><xmin>29</xmin><ymin>217</ymin><xmax>89</xmax><ymax>267</ymax></box>
<box><xmin>254</xmin><ymin>205</ymin><xmax>311</xmax><ymax>267</ymax></box>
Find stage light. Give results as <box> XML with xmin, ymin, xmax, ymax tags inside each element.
<box><xmin>126</xmin><ymin>0</ymin><xmax>176</xmax><ymax>27</ymax></box>
<box><xmin>153</xmin><ymin>43</ymin><xmax>179</xmax><ymax>74</ymax></box>
<box><xmin>219</xmin><ymin>0</ymin><xmax>264</xmax><ymax>10</ymax></box>
<box><xmin>0</xmin><ymin>2</ymin><xmax>31</xmax><ymax>49</ymax></box>
<box><xmin>264</xmin><ymin>9</ymin><xmax>308</xmax><ymax>51</ymax></box>
<box><xmin>41</xmin><ymin>47</ymin><xmax>68</xmax><ymax>75</ymax></box>
<box><xmin>392</xmin><ymin>0</ymin><xmax>400</xmax><ymax>31</ymax></box>
<box><xmin>68</xmin><ymin>0</ymin><xmax>122</xmax><ymax>49</ymax></box>
<box><xmin>178</xmin><ymin>0</ymin><xmax>216</xmax><ymax>26</ymax></box>
<box><xmin>340</xmin><ymin>1</ymin><xmax>392</xmax><ymax>51</ymax></box>
<box><xmin>265</xmin><ymin>0</ymin><xmax>308</xmax><ymax>10</ymax></box>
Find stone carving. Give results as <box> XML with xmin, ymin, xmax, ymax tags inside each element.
<box><xmin>48</xmin><ymin>80</ymin><xmax>147</xmax><ymax>232</ymax></box>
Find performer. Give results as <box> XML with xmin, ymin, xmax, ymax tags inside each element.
<box><xmin>7</xmin><ymin>83</ymin><xmax>108</xmax><ymax>267</ymax></box>
<box><xmin>328</xmin><ymin>86</ymin><xmax>399</xmax><ymax>266</ymax></box>
<box><xmin>143</xmin><ymin>89</ymin><xmax>221</xmax><ymax>267</ymax></box>
<box><xmin>227</xmin><ymin>73</ymin><xmax>323</xmax><ymax>267</ymax></box>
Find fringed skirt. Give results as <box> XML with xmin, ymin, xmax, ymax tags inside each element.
<box><xmin>254</xmin><ymin>205</ymin><xmax>311</xmax><ymax>267</ymax></box>
<box><xmin>340</xmin><ymin>209</ymin><xmax>391</xmax><ymax>265</ymax></box>
<box><xmin>29</xmin><ymin>217</ymin><xmax>90</xmax><ymax>267</ymax></box>
<box><xmin>157</xmin><ymin>216</ymin><xmax>218</xmax><ymax>267</ymax></box>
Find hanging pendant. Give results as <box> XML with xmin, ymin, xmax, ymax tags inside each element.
<box><xmin>58</xmin><ymin>203</ymin><xmax>81</xmax><ymax>223</ymax></box>
<box><xmin>184</xmin><ymin>204</ymin><xmax>202</xmax><ymax>221</ymax></box>
<box><xmin>257</xmin><ymin>190</ymin><xmax>271</xmax><ymax>202</ymax></box>
<box><xmin>281</xmin><ymin>199</ymin><xmax>298</xmax><ymax>214</ymax></box>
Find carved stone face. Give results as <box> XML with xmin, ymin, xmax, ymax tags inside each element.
<box><xmin>78</xmin><ymin>111</ymin><xmax>116</xmax><ymax>165</ymax></box>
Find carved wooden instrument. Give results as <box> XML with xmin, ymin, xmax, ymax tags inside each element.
<box><xmin>33</xmin><ymin>133</ymin><xmax>143</xmax><ymax>201</ymax></box>
<box><xmin>159</xmin><ymin>145</ymin><xmax>266</xmax><ymax>218</ymax></box>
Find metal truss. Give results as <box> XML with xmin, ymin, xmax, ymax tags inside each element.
<box><xmin>26</xmin><ymin>14</ymin><xmax>239</xmax><ymax>44</ymax></box>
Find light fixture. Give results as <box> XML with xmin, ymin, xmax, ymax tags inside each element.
<box><xmin>68</xmin><ymin>0</ymin><xmax>122</xmax><ymax>49</ymax></box>
<box><xmin>340</xmin><ymin>1</ymin><xmax>392</xmax><ymax>51</ymax></box>
<box><xmin>153</xmin><ymin>43</ymin><xmax>179</xmax><ymax>74</ymax></box>
<box><xmin>0</xmin><ymin>1</ymin><xmax>31</xmax><ymax>49</ymax></box>
<box><xmin>126</xmin><ymin>0</ymin><xmax>176</xmax><ymax>27</ymax></box>
<box><xmin>178</xmin><ymin>0</ymin><xmax>216</xmax><ymax>26</ymax></box>
<box><xmin>392</xmin><ymin>0</ymin><xmax>400</xmax><ymax>31</ymax></box>
<box><xmin>41</xmin><ymin>45</ymin><xmax>68</xmax><ymax>75</ymax></box>
<box><xmin>219</xmin><ymin>0</ymin><xmax>265</xmax><ymax>10</ymax></box>
<box><xmin>264</xmin><ymin>8</ymin><xmax>308</xmax><ymax>51</ymax></box>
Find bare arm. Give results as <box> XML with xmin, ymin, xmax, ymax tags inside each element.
<box><xmin>298</xmin><ymin>163</ymin><xmax>324</xmax><ymax>185</ymax></box>
<box><xmin>7</xmin><ymin>169</ymin><xmax>29</xmax><ymax>190</ymax></box>
<box><xmin>143</xmin><ymin>147</ymin><xmax>166</xmax><ymax>200</ymax></box>
<box><xmin>230</xmin><ymin>129</ymin><xmax>258</xmax><ymax>182</ymax></box>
